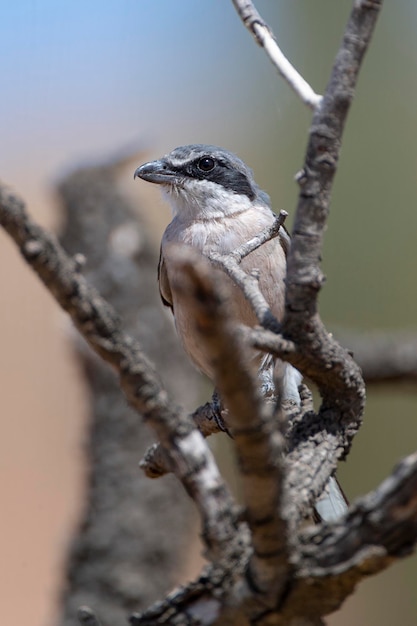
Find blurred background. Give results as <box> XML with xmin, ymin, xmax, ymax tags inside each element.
<box><xmin>1</xmin><ymin>1</ymin><xmax>417</xmax><ymax>624</ymax></box>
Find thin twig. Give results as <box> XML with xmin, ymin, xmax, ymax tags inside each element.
<box><xmin>209</xmin><ymin>250</ymin><xmax>281</xmax><ymax>332</ymax></box>
<box><xmin>239</xmin><ymin>325</ymin><xmax>297</xmax><ymax>357</ymax></box>
<box><xmin>230</xmin><ymin>210</ymin><xmax>288</xmax><ymax>262</ymax></box>
<box><xmin>231</xmin><ymin>0</ymin><xmax>322</xmax><ymax>109</ymax></box>
<box><xmin>208</xmin><ymin>215</ymin><xmax>288</xmax><ymax>333</ymax></box>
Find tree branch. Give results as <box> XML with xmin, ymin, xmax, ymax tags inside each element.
<box><xmin>232</xmin><ymin>0</ymin><xmax>322</xmax><ymax>109</ymax></box>
<box><xmin>140</xmin><ymin>399</ymin><xmax>225</xmax><ymax>479</ymax></box>
<box><xmin>208</xmin><ymin>211</ymin><xmax>288</xmax><ymax>334</ymax></box>
<box><xmin>132</xmin><ymin>452</ymin><xmax>417</xmax><ymax>625</ymax></box>
<box><xmin>279</xmin><ymin>0</ymin><xmax>383</xmax><ymax>515</ymax></box>
<box><xmin>229</xmin><ymin>210</ymin><xmax>288</xmax><ymax>262</ymax></box>
<box><xmin>289</xmin><ymin>452</ymin><xmax>417</xmax><ymax>616</ymax></box>
<box><xmin>0</xmin><ymin>185</ymin><xmax>239</xmax><ymax>563</ymax></box>
<box><xmin>169</xmin><ymin>246</ymin><xmax>291</xmax><ymax>594</ymax></box>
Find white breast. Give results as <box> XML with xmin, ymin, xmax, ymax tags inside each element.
<box><xmin>161</xmin><ymin>201</ymin><xmax>287</xmax><ymax>379</ymax></box>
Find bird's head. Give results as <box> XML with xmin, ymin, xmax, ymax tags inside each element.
<box><xmin>134</xmin><ymin>144</ymin><xmax>270</xmax><ymax>220</ymax></box>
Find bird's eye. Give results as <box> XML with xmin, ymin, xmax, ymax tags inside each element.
<box><xmin>197</xmin><ymin>157</ymin><xmax>215</xmax><ymax>172</ymax></box>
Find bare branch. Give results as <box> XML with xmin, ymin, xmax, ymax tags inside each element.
<box><xmin>169</xmin><ymin>246</ymin><xmax>291</xmax><ymax>593</ymax></box>
<box><xmin>231</xmin><ymin>0</ymin><xmax>322</xmax><ymax>109</ymax></box>
<box><xmin>285</xmin><ymin>0</ymin><xmax>383</xmax><ymax>395</ymax></box>
<box><xmin>207</xmin><ymin>215</ymin><xmax>289</xmax><ymax>334</ymax></box>
<box><xmin>230</xmin><ymin>210</ymin><xmax>288</xmax><ymax>262</ymax></box>
<box><xmin>301</xmin><ymin>452</ymin><xmax>417</xmax><ymax>573</ymax></box>
<box><xmin>1</xmin><ymin>1</ymin><xmax>397</xmax><ymax>624</ymax></box>
<box><xmin>209</xmin><ymin>250</ymin><xmax>281</xmax><ymax>333</ymax></box>
<box><xmin>218</xmin><ymin>2</ymin><xmax>383</xmax><ymax>526</ymax></box>
<box><xmin>132</xmin><ymin>451</ymin><xmax>417</xmax><ymax>625</ymax></box>
<box><xmin>287</xmin><ymin>452</ymin><xmax>417</xmax><ymax>616</ymax></box>
<box><xmin>0</xmin><ymin>186</ymin><xmax>239</xmax><ymax>563</ymax></box>
<box><xmin>140</xmin><ymin>399</ymin><xmax>225</xmax><ymax>478</ymax></box>
<box><xmin>277</xmin><ymin>0</ymin><xmax>383</xmax><ymax>515</ymax></box>
<box><xmin>240</xmin><ymin>325</ymin><xmax>297</xmax><ymax>357</ymax></box>
<box><xmin>220</xmin><ymin>0</ymin><xmax>384</xmax><ymax>529</ymax></box>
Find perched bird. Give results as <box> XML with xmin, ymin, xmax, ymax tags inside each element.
<box><xmin>134</xmin><ymin>144</ymin><xmax>347</xmax><ymax>522</ymax></box>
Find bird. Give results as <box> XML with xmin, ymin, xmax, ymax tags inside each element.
<box><xmin>134</xmin><ymin>144</ymin><xmax>347</xmax><ymax>522</ymax></box>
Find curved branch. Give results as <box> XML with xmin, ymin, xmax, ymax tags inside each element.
<box><xmin>208</xmin><ymin>211</ymin><xmax>289</xmax><ymax>334</ymax></box>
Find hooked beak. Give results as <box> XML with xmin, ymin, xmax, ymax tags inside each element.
<box><xmin>134</xmin><ymin>159</ymin><xmax>181</xmax><ymax>185</ymax></box>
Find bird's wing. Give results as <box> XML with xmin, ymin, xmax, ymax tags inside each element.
<box><xmin>157</xmin><ymin>249</ymin><xmax>174</xmax><ymax>312</ymax></box>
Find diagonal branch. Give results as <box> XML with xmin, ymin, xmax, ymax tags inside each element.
<box><xmin>229</xmin><ymin>210</ymin><xmax>288</xmax><ymax>262</ymax></box>
<box><xmin>208</xmin><ymin>211</ymin><xmax>288</xmax><ymax>333</ymax></box>
<box><xmin>132</xmin><ymin>451</ymin><xmax>417</xmax><ymax>625</ymax></box>
<box><xmin>232</xmin><ymin>0</ymin><xmax>322</xmax><ymax>109</ymax></box>
<box><xmin>0</xmin><ymin>185</ymin><xmax>239</xmax><ymax>563</ymax></box>
<box><xmin>208</xmin><ymin>252</ymin><xmax>280</xmax><ymax>333</ymax></box>
<box><xmin>169</xmin><ymin>245</ymin><xmax>291</xmax><ymax>594</ymax></box>
<box><xmin>288</xmin><ymin>452</ymin><xmax>417</xmax><ymax>617</ymax></box>
<box><xmin>140</xmin><ymin>399</ymin><xmax>224</xmax><ymax>478</ymax></box>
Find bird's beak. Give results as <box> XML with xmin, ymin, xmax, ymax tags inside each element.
<box><xmin>134</xmin><ymin>159</ymin><xmax>180</xmax><ymax>185</ymax></box>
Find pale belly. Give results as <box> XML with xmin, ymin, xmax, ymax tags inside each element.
<box><xmin>161</xmin><ymin>209</ymin><xmax>286</xmax><ymax>379</ymax></box>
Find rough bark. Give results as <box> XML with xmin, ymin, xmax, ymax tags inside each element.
<box><xmin>56</xmin><ymin>160</ymin><xmax>201</xmax><ymax>624</ymax></box>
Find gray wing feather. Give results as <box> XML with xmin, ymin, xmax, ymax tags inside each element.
<box><xmin>158</xmin><ymin>250</ymin><xmax>173</xmax><ymax>311</ymax></box>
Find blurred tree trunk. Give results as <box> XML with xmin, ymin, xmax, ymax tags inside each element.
<box><xmin>56</xmin><ymin>157</ymin><xmax>202</xmax><ymax>626</ymax></box>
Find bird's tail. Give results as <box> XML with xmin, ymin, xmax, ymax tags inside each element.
<box><xmin>313</xmin><ymin>475</ymin><xmax>349</xmax><ymax>523</ymax></box>
<box><xmin>259</xmin><ymin>354</ymin><xmax>302</xmax><ymax>400</ymax></box>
